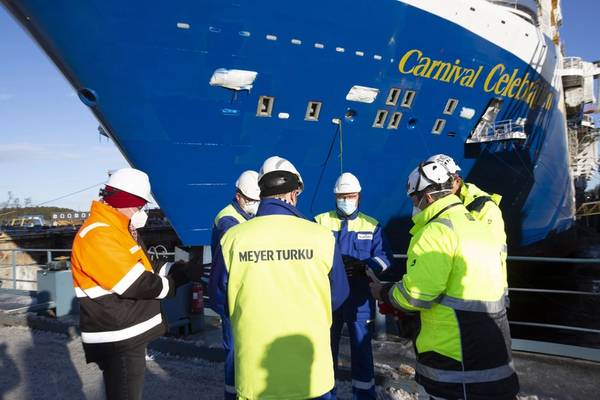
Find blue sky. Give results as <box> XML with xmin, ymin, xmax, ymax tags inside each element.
<box><xmin>0</xmin><ymin>2</ymin><xmax>599</xmax><ymax>210</ymax></box>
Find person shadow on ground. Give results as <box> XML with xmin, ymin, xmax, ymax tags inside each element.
<box><xmin>259</xmin><ymin>335</ymin><xmax>315</xmax><ymax>399</ymax></box>
<box><xmin>18</xmin><ymin>293</ymin><xmax>87</xmax><ymax>399</ymax></box>
<box><xmin>0</xmin><ymin>342</ymin><xmax>20</xmax><ymax>400</ymax></box>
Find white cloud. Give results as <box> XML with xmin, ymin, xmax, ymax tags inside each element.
<box><xmin>0</xmin><ymin>93</ymin><xmax>13</xmax><ymax>101</ymax></box>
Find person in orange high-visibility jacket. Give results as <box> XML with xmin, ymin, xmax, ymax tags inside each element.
<box><xmin>71</xmin><ymin>168</ymin><xmax>202</xmax><ymax>400</ymax></box>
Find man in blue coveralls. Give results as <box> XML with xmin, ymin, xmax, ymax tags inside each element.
<box><xmin>315</xmin><ymin>172</ymin><xmax>393</xmax><ymax>400</ymax></box>
<box><xmin>209</xmin><ymin>170</ymin><xmax>260</xmax><ymax>399</ymax></box>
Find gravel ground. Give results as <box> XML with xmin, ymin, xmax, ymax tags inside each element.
<box><xmin>1</xmin><ymin>325</ymin><xmax>599</xmax><ymax>400</ymax></box>
<box><xmin>0</xmin><ymin>326</ymin><xmax>401</xmax><ymax>400</ymax></box>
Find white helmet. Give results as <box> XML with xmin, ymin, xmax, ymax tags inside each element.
<box><xmin>258</xmin><ymin>156</ymin><xmax>304</xmax><ymax>196</ymax></box>
<box><xmin>235</xmin><ymin>170</ymin><xmax>260</xmax><ymax>201</ymax></box>
<box><xmin>406</xmin><ymin>161</ymin><xmax>452</xmax><ymax>196</ymax></box>
<box><xmin>106</xmin><ymin>168</ymin><xmax>152</xmax><ymax>202</ymax></box>
<box><xmin>334</xmin><ymin>172</ymin><xmax>362</xmax><ymax>194</ymax></box>
<box><xmin>427</xmin><ymin>154</ymin><xmax>461</xmax><ymax>175</ymax></box>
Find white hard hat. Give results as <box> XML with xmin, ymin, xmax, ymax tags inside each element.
<box><xmin>258</xmin><ymin>156</ymin><xmax>304</xmax><ymax>196</ymax></box>
<box><xmin>334</xmin><ymin>172</ymin><xmax>362</xmax><ymax>194</ymax></box>
<box><xmin>427</xmin><ymin>154</ymin><xmax>461</xmax><ymax>175</ymax></box>
<box><xmin>235</xmin><ymin>170</ymin><xmax>260</xmax><ymax>201</ymax></box>
<box><xmin>106</xmin><ymin>168</ymin><xmax>152</xmax><ymax>202</ymax></box>
<box><xmin>406</xmin><ymin>161</ymin><xmax>452</xmax><ymax>196</ymax></box>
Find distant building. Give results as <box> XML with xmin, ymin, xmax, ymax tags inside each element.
<box><xmin>51</xmin><ymin>212</ymin><xmax>88</xmax><ymax>226</ymax></box>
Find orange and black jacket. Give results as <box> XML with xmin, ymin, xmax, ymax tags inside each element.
<box><xmin>71</xmin><ymin>200</ymin><xmax>178</xmax><ymax>362</ymax></box>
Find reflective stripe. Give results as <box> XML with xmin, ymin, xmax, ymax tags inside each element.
<box><xmin>158</xmin><ymin>262</ymin><xmax>173</xmax><ymax>277</ymax></box>
<box><xmin>156</xmin><ymin>276</ymin><xmax>170</xmax><ymax>299</ymax></box>
<box><xmin>81</xmin><ymin>313</ymin><xmax>163</xmax><ymax>344</ymax></box>
<box><xmin>503</xmin><ymin>288</ymin><xmax>511</xmax><ymax>308</ymax></box>
<box><xmin>416</xmin><ymin>361</ymin><xmax>515</xmax><ymax>384</ymax></box>
<box><xmin>438</xmin><ymin>295</ymin><xmax>505</xmax><ymax>313</ymax></box>
<box><xmin>396</xmin><ymin>283</ymin><xmax>436</xmax><ymax>309</ymax></box>
<box><xmin>74</xmin><ymin>286</ymin><xmax>112</xmax><ymax>299</ymax></box>
<box><xmin>112</xmin><ymin>262</ymin><xmax>146</xmax><ymax>295</ymax></box>
<box><xmin>79</xmin><ymin>222</ymin><xmax>109</xmax><ymax>238</ymax></box>
<box><xmin>225</xmin><ymin>385</ymin><xmax>237</xmax><ymax>394</ymax></box>
<box><xmin>352</xmin><ymin>378</ymin><xmax>375</xmax><ymax>390</ymax></box>
<box><xmin>432</xmin><ymin>218</ymin><xmax>453</xmax><ymax>230</ymax></box>
<box><xmin>86</xmin><ymin>286</ymin><xmax>112</xmax><ymax>299</ymax></box>
<box><xmin>129</xmin><ymin>245</ymin><xmax>141</xmax><ymax>254</ymax></box>
<box><xmin>372</xmin><ymin>256</ymin><xmax>388</xmax><ymax>271</ymax></box>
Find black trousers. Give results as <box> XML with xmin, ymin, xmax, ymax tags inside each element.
<box><xmin>95</xmin><ymin>344</ymin><xmax>147</xmax><ymax>400</ymax></box>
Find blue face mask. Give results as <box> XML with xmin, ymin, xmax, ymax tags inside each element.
<box><xmin>337</xmin><ymin>199</ymin><xmax>358</xmax><ymax>216</ymax></box>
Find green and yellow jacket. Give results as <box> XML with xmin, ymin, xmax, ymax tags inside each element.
<box><xmin>387</xmin><ymin>194</ymin><xmax>519</xmax><ymax>400</ymax></box>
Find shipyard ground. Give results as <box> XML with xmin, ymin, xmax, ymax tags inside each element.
<box><xmin>1</xmin><ymin>322</ymin><xmax>599</xmax><ymax>400</ymax></box>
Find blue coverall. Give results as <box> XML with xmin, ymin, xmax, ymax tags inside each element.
<box><xmin>315</xmin><ymin>208</ymin><xmax>393</xmax><ymax>400</ymax></box>
<box><xmin>209</xmin><ymin>199</ymin><xmax>252</xmax><ymax>400</ymax></box>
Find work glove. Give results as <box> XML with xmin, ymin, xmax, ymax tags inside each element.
<box><xmin>342</xmin><ymin>255</ymin><xmax>366</xmax><ymax>278</ymax></box>
<box><xmin>378</xmin><ymin>302</ymin><xmax>407</xmax><ymax>320</ymax></box>
<box><xmin>168</xmin><ymin>260</ymin><xmax>205</xmax><ymax>286</ymax></box>
<box><xmin>185</xmin><ymin>261</ymin><xmax>205</xmax><ymax>282</ymax></box>
<box><xmin>168</xmin><ymin>261</ymin><xmax>189</xmax><ymax>288</ymax></box>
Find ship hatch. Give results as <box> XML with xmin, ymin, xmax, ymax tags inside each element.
<box><xmin>387</xmin><ymin>112</ymin><xmax>403</xmax><ymax>129</ymax></box>
<box><xmin>256</xmin><ymin>96</ymin><xmax>274</xmax><ymax>117</ymax></box>
<box><xmin>386</xmin><ymin>88</ymin><xmax>402</xmax><ymax>106</ymax></box>
<box><xmin>305</xmin><ymin>102</ymin><xmax>322</xmax><ymax>121</ymax></box>
<box><xmin>432</xmin><ymin>119</ymin><xmax>446</xmax><ymax>134</ymax></box>
<box><xmin>401</xmin><ymin>90</ymin><xmax>416</xmax><ymax>108</ymax></box>
<box><xmin>372</xmin><ymin>110</ymin><xmax>388</xmax><ymax>128</ymax></box>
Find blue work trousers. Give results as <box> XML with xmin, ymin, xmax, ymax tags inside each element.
<box><xmin>222</xmin><ymin>317</ymin><xmax>236</xmax><ymax>399</ymax></box>
<box><xmin>330</xmin><ymin>310</ymin><xmax>376</xmax><ymax>400</ymax></box>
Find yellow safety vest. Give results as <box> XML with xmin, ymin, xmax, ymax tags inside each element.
<box><xmin>220</xmin><ymin>214</ymin><xmax>337</xmax><ymax>400</ymax></box>
<box><xmin>214</xmin><ymin>203</ymin><xmax>247</xmax><ymax>226</ymax></box>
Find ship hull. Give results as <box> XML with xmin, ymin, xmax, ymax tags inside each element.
<box><xmin>2</xmin><ymin>0</ymin><xmax>574</xmax><ymax>253</ymax></box>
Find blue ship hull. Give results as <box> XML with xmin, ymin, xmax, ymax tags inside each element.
<box><xmin>2</xmin><ymin>0</ymin><xmax>574</xmax><ymax>253</ymax></box>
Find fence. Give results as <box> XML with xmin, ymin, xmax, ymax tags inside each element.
<box><xmin>1</xmin><ymin>248</ymin><xmax>599</xmax><ymax>361</ymax></box>
<box><xmin>0</xmin><ymin>248</ymin><xmax>71</xmax><ymax>291</ymax></box>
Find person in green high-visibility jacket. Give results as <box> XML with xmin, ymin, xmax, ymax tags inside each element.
<box><xmin>371</xmin><ymin>160</ymin><xmax>519</xmax><ymax>400</ymax></box>
<box><xmin>211</xmin><ymin>156</ymin><xmax>350</xmax><ymax>400</ymax></box>
<box><xmin>427</xmin><ymin>154</ymin><xmax>509</xmax><ymax>306</ymax></box>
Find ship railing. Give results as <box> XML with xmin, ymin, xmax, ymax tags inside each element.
<box><xmin>392</xmin><ymin>253</ymin><xmax>600</xmax><ymax>362</ymax></box>
<box><xmin>563</xmin><ymin>56</ymin><xmax>584</xmax><ymax>70</ymax></box>
<box><xmin>0</xmin><ymin>248</ymin><xmax>71</xmax><ymax>292</ymax></box>
<box><xmin>467</xmin><ymin>118</ymin><xmax>527</xmax><ymax>143</ymax></box>
<box><xmin>3</xmin><ymin>248</ymin><xmax>600</xmax><ymax>362</ymax></box>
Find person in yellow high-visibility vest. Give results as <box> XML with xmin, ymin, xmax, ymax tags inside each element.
<box><xmin>209</xmin><ymin>170</ymin><xmax>260</xmax><ymax>399</ymax></box>
<box><xmin>371</xmin><ymin>160</ymin><xmax>519</xmax><ymax>400</ymax></box>
<box><xmin>210</xmin><ymin>156</ymin><xmax>349</xmax><ymax>400</ymax></box>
